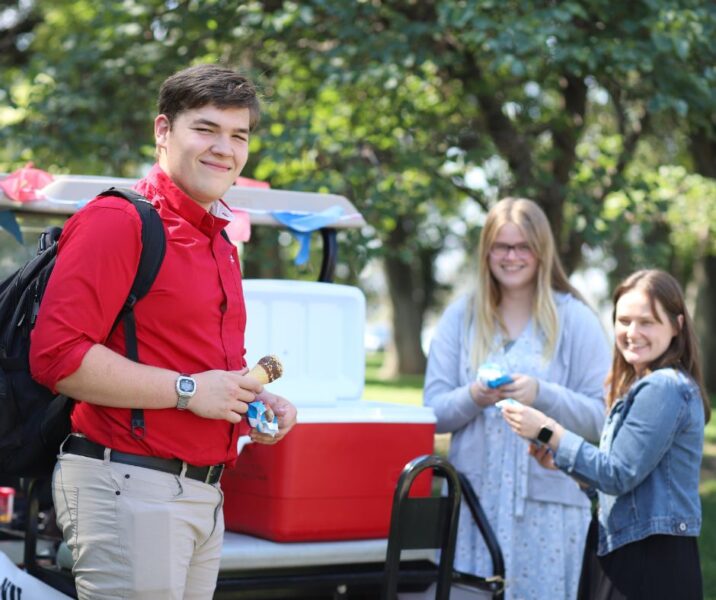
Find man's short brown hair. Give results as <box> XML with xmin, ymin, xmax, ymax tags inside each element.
<box><xmin>158</xmin><ymin>64</ymin><xmax>260</xmax><ymax>129</ymax></box>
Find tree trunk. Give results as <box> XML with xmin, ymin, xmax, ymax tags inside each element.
<box><xmin>383</xmin><ymin>254</ymin><xmax>427</xmax><ymax>376</ymax></box>
<box><xmin>689</xmin><ymin>126</ymin><xmax>716</xmax><ymax>178</ymax></box>
<box><xmin>242</xmin><ymin>228</ymin><xmax>284</xmax><ymax>279</ymax></box>
<box><xmin>607</xmin><ymin>235</ymin><xmax>635</xmax><ymax>292</ymax></box>
<box><xmin>693</xmin><ymin>254</ymin><xmax>716</xmax><ymax>395</ymax></box>
<box><xmin>381</xmin><ymin>219</ymin><xmax>427</xmax><ymax>376</ymax></box>
<box><xmin>689</xmin><ymin>123</ymin><xmax>716</xmax><ymax>395</ymax></box>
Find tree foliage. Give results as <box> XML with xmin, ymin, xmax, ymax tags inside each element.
<box><xmin>1</xmin><ymin>0</ymin><xmax>715</xmax><ymax>375</ymax></box>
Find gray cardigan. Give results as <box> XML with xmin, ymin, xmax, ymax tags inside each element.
<box><xmin>424</xmin><ymin>292</ymin><xmax>612</xmax><ymax>507</ymax></box>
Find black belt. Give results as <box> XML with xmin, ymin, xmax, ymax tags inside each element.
<box><xmin>63</xmin><ymin>435</ymin><xmax>224</xmax><ymax>485</ymax></box>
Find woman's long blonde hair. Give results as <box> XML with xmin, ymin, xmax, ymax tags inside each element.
<box><xmin>471</xmin><ymin>197</ymin><xmax>586</xmax><ymax>367</ymax></box>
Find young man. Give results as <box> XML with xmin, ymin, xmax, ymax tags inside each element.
<box><xmin>30</xmin><ymin>64</ymin><xmax>297</xmax><ymax>599</ymax></box>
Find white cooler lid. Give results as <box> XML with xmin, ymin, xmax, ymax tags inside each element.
<box><xmin>296</xmin><ymin>401</ymin><xmax>436</xmax><ymax>424</ymax></box>
<box><xmin>243</xmin><ymin>279</ymin><xmax>365</xmax><ymax>404</ymax></box>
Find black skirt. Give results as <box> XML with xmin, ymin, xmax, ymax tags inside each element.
<box><xmin>577</xmin><ymin>515</ymin><xmax>703</xmax><ymax>600</ymax></box>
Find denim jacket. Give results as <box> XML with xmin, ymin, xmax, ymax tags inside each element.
<box><xmin>555</xmin><ymin>368</ymin><xmax>704</xmax><ymax>555</ymax></box>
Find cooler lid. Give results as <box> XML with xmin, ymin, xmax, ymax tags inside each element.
<box><xmin>296</xmin><ymin>401</ymin><xmax>436</xmax><ymax>424</ymax></box>
<box><xmin>243</xmin><ymin>279</ymin><xmax>365</xmax><ymax>404</ymax></box>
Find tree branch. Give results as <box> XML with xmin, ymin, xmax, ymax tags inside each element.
<box><xmin>439</xmin><ymin>42</ymin><xmax>535</xmax><ymax>190</ymax></box>
<box><xmin>595</xmin><ymin>84</ymin><xmax>650</xmax><ymax>205</ymax></box>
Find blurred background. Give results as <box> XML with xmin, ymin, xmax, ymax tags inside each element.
<box><xmin>1</xmin><ymin>1</ymin><xmax>714</xmax><ymax>594</ymax></box>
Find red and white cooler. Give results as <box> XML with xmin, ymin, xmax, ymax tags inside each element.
<box><xmin>222</xmin><ymin>279</ymin><xmax>436</xmax><ymax>542</ymax></box>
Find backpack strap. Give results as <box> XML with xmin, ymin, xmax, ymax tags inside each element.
<box><xmin>97</xmin><ymin>187</ymin><xmax>167</xmax><ymax>439</ymax></box>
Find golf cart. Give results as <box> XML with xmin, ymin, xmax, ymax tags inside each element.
<box><xmin>0</xmin><ymin>172</ymin><xmax>505</xmax><ymax>599</ymax></box>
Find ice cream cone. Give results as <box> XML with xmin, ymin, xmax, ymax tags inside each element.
<box><xmin>247</xmin><ymin>354</ymin><xmax>283</xmax><ymax>385</ymax></box>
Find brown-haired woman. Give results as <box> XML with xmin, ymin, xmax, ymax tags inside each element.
<box><xmin>424</xmin><ymin>197</ymin><xmax>611</xmax><ymax>599</ymax></box>
<box><xmin>503</xmin><ymin>269</ymin><xmax>709</xmax><ymax>599</ymax></box>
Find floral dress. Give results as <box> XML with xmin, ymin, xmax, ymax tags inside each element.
<box><xmin>454</xmin><ymin>320</ymin><xmax>591</xmax><ymax>600</ymax></box>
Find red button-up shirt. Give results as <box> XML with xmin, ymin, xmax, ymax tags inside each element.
<box><xmin>30</xmin><ymin>164</ymin><xmax>249</xmax><ymax>465</ymax></box>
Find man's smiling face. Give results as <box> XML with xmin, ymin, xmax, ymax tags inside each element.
<box><xmin>155</xmin><ymin>104</ymin><xmax>251</xmax><ymax>209</ymax></box>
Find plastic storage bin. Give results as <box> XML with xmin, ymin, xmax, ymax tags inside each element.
<box><xmin>222</xmin><ymin>279</ymin><xmax>436</xmax><ymax>541</ymax></box>
<box><xmin>223</xmin><ymin>403</ymin><xmax>436</xmax><ymax>541</ymax></box>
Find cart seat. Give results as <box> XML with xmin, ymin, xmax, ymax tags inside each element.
<box><xmin>56</xmin><ymin>532</ymin><xmax>436</xmax><ymax>572</ymax></box>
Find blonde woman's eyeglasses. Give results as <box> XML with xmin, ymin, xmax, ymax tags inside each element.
<box><xmin>489</xmin><ymin>243</ymin><xmax>533</xmax><ymax>258</ymax></box>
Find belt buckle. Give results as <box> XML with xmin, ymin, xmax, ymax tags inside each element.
<box><xmin>205</xmin><ymin>464</ymin><xmax>224</xmax><ymax>485</ymax></box>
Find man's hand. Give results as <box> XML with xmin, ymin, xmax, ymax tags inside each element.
<box><xmin>249</xmin><ymin>390</ymin><xmax>297</xmax><ymax>445</ymax></box>
<box><xmin>188</xmin><ymin>369</ymin><xmax>263</xmax><ymax>423</ymax></box>
<box><xmin>498</xmin><ymin>373</ymin><xmax>538</xmax><ymax>405</ymax></box>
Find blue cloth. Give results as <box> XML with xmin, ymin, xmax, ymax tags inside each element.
<box><xmin>0</xmin><ymin>210</ymin><xmax>24</xmax><ymax>244</ymax></box>
<box><xmin>555</xmin><ymin>368</ymin><xmax>704</xmax><ymax>555</ymax></box>
<box><xmin>271</xmin><ymin>206</ymin><xmax>343</xmax><ymax>265</ymax></box>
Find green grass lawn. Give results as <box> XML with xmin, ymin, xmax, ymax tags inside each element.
<box><xmin>362</xmin><ymin>353</ymin><xmax>425</xmax><ymax>405</ymax></box>
<box><xmin>363</xmin><ymin>352</ymin><xmax>716</xmax><ymax>598</ymax></box>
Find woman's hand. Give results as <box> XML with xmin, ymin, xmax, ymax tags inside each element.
<box><xmin>470</xmin><ymin>379</ymin><xmax>501</xmax><ymax>407</ymax></box>
<box><xmin>501</xmin><ymin>402</ymin><xmax>564</xmax><ymax>452</ymax></box>
<box><xmin>500</xmin><ymin>402</ymin><xmax>548</xmax><ymax>440</ymax></box>
<box><xmin>528</xmin><ymin>442</ymin><xmax>557</xmax><ymax>470</ymax></box>
<box><xmin>498</xmin><ymin>373</ymin><xmax>538</xmax><ymax>405</ymax></box>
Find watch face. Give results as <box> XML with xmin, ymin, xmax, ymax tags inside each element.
<box><xmin>537</xmin><ymin>426</ymin><xmax>553</xmax><ymax>444</ymax></box>
<box><xmin>178</xmin><ymin>377</ymin><xmax>195</xmax><ymax>395</ymax></box>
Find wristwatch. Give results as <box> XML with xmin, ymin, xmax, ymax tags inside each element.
<box><xmin>537</xmin><ymin>423</ymin><xmax>554</xmax><ymax>444</ymax></box>
<box><xmin>175</xmin><ymin>374</ymin><xmax>196</xmax><ymax>410</ymax></box>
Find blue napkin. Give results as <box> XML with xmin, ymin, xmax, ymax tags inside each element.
<box><xmin>0</xmin><ymin>211</ymin><xmax>24</xmax><ymax>244</ymax></box>
<box><xmin>247</xmin><ymin>400</ymin><xmax>279</xmax><ymax>436</ymax></box>
<box><xmin>271</xmin><ymin>206</ymin><xmax>344</xmax><ymax>265</ymax></box>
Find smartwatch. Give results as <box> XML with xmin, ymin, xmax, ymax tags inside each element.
<box><xmin>175</xmin><ymin>374</ymin><xmax>197</xmax><ymax>410</ymax></box>
<box><xmin>537</xmin><ymin>423</ymin><xmax>554</xmax><ymax>444</ymax></box>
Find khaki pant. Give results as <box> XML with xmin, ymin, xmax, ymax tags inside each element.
<box><xmin>52</xmin><ymin>444</ymin><xmax>224</xmax><ymax>600</ymax></box>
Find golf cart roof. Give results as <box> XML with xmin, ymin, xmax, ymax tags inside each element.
<box><xmin>0</xmin><ymin>174</ymin><xmax>366</xmax><ymax>229</ymax></box>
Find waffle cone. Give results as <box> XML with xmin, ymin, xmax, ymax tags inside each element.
<box><xmin>247</xmin><ymin>354</ymin><xmax>283</xmax><ymax>384</ymax></box>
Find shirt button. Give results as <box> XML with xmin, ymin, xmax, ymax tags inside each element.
<box><xmin>220</xmin><ymin>302</ymin><xmax>227</xmax><ymax>313</ymax></box>
<box><xmin>678</xmin><ymin>522</ymin><xmax>687</xmax><ymax>532</ymax></box>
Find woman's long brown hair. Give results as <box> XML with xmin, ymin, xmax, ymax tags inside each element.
<box><xmin>606</xmin><ymin>269</ymin><xmax>710</xmax><ymax>423</ymax></box>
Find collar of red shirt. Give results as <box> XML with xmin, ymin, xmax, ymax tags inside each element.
<box><xmin>137</xmin><ymin>164</ymin><xmax>233</xmax><ymax>239</ymax></box>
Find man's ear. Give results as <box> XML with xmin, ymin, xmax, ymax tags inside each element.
<box><xmin>154</xmin><ymin>114</ymin><xmax>170</xmax><ymax>145</ymax></box>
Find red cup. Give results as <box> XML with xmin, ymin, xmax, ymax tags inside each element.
<box><xmin>0</xmin><ymin>487</ymin><xmax>15</xmax><ymax>524</ymax></box>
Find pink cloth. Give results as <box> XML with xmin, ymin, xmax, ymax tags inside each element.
<box><xmin>0</xmin><ymin>163</ymin><xmax>54</xmax><ymax>202</ymax></box>
<box><xmin>226</xmin><ymin>208</ymin><xmax>252</xmax><ymax>242</ymax></box>
<box><xmin>234</xmin><ymin>176</ymin><xmax>270</xmax><ymax>189</ymax></box>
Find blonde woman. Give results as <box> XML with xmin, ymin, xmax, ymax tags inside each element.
<box><xmin>424</xmin><ymin>198</ymin><xmax>611</xmax><ymax>599</ymax></box>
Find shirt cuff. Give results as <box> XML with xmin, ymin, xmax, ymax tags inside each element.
<box><xmin>33</xmin><ymin>339</ymin><xmax>95</xmax><ymax>393</ymax></box>
<box><xmin>554</xmin><ymin>429</ymin><xmax>584</xmax><ymax>473</ymax></box>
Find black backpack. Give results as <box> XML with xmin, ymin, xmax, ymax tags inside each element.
<box><xmin>0</xmin><ymin>188</ymin><xmax>166</xmax><ymax>477</ymax></box>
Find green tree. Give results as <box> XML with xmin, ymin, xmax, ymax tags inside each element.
<box><xmin>245</xmin><ymin>0</ymin><xmax>716</xmax><ymax>372</ymax></box>
<box><xmin>3</xmin><ymin>0</ymin><xmax>715</xmax><ymax>377</ymax></box>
